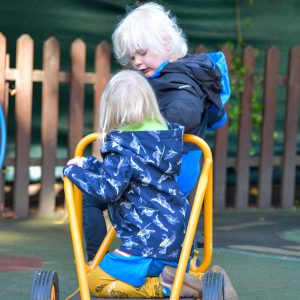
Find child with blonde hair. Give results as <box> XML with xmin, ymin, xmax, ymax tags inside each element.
<box><xmin>112</xmin><ymin>2</ymin><xmax>230</xmax><ymax>197</ymax></box>
<box><xmin>62</xmin><ymin>70</ymin><xmax>202</xmax><ymax>297</ymax></box>
<box><xmin>112</xmin><ymin>2</ymin><xmax>231</xmax><ymax>250</ymax></box>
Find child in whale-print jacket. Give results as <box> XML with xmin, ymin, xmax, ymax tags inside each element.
<box><xmin>62</xmin><ymin>70</ymin><xmax>193</xmax><ymax>298</ymax></box>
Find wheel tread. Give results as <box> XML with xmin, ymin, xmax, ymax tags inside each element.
<box><xmin>31</xmin><ymin>270</ymin><xmax>59</xmax><ymax>300</ymax></box>
<box><xmin>202</xmin><ymin>270</ymin><xmax>224</xmax><ymax>300</ymax></box>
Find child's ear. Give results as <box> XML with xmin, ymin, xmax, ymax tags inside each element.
<box><xmin>163</xmin><ymin>35</ymin><xmax>172</xmax><ymax>53</ymax></box>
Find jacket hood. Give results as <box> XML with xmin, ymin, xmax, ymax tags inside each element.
<box><xmin>101</xmin><ymin>122</ymin><xmax>184</xmax><ymax>175</ymax></box>
<box><xmin>162</xmin><ymin>52</ymin><xmax>229</xmax><ymax>109</ymax></box>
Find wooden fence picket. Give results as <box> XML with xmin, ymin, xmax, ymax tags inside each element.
<box><xmin>258</xmin><ymin>47</ymin><xmax>279</xmax><ymax>208</ymax></box>
<box><xmin>281</xmin><ymin>46</ymin><xmax>300</xmax><ymax>208</ymax></box>
<box><xmin>92</xmin><ymin>41</ymin><xmax>110</xmax><ymax>155</ymax></box>
<box><xmin>213</xmin><ymin>47</ymin><xmax>231</xmax><ymax>211</ymax></box>
<box><xmin>234</xmin><ymin>46</ymin><xmax>255</xmax><ymax>209</ymax></box>
<box><xmin>0</xmin><ymin>34</ymin><xmax>5</xmax><ymax>110</ymax></box>
<box><xmin>39</xmin><ymin>37</ymin><xmax>60</xmax><ymax>215</ymax></box>
<box><xmin>195</xmin><ymin>45</ymin><xmax>207</xmax><ymax>54</ymax></box>
<box><xmin>0</xmin><ymin>33</ymin><xmax>6</xmax><ymax>209</ymax></box>
<box><xmin>68</xmin><ymin>39</ymin><xmax>86</xmax><ymax>158</ymax></box>
<box><xmin>14</xmin><ymin>34</ymin><xmax>34</xmax><ymax>218</ymax></box>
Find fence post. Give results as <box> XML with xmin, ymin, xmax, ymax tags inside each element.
<box><xmin>213</xmin><ymin>47</ymin><xmax>231</xmax><ymax>211</ymax></box>
<box><xmin>234</xmin><ymin>46</ymin><xmax>255</xmax><ymax>209</ymax></box>
<box><xmin>0</xmin><ymin>33</ymin><xmax>6</xmax><ymax>115</ymax></box>
<box><xmin>258</xmin><ymin>47</ymin><xmax>279</xmax><ymax>208</ymax></box>
<box><xmin>195</xmin><ymin>45</ymin><xmax>207</xmax><ymax>54</ymax></box>
<box><xmin>39</xmin><ymin>37</ymin><xmax>60</xmax><ymax>215</ymax></box>
<box><xmin>68</xmin><ymin>39</ymin><xmax>86</xmax><ymax>158</ymax></box>
<box><xmin>92</xmin><ymin>41</ymin><xmax>110</xmax><ymax>154</ymax></box>
<box><xmin>0</xmin><ymin>33</ymin><xmax>6</xmax><ymax>210</ymax></box>
<box><xmin>281</xmin><ymin>46</ymin><xmax>300</xmax><ymax>208</ymax></box>
<box><xmin>14</xmin><ymin>34</ymin><xmax>34</xmax><ymax>218</ymax></box>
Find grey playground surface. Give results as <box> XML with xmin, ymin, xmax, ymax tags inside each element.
<box><xmin>0</xmin><ymin>209</ymin><xmax>300</xmax><ymax>300</ymax></box>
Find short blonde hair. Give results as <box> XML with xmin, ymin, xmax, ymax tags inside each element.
<box><xmin>98</xmin><ymin>70</ymin><xmax>166</xmax><ymax>142</ymax></box>
<box><xmin>112</xmin><ymin>2</ymin><xmax>188</xmax><ymax>66</ymax></box>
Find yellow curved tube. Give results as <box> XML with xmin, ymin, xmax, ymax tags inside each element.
<box><xmin>64</xmin><ymin>133</ymin><xmax>213</xmax><ymax>300</ymax></box>
<box><xmin>64</xmin><ymin>178</ymin><xmax>90</xmax><ymax>300</ymax></box>
<box><xmin>73</xmin><ymin>133</ymin><xmax>99</xmax><ymax>240</ymax></box>
<box><xmin>65</xmin><ymin>133</ymin><xmax>98</xmax><ymax>300</ymax></box>
<box><xmin>170</xmin><ymin>134</ymin><xmax>213</xmax><ymax>300</ymax></box>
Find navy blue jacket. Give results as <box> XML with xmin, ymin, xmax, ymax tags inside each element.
<box><xmin>149</xmin><ymin>52</ymin><xmax>230</xmax><ymax>152</ymax></box>
<box><xmin>63</xmin><ymin>123</ymin><xmax>191</xmax><ymax>261</ymax></box>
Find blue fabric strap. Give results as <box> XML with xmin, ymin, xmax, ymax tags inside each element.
<box><xmin>177</xmin><ymin>150</ymin><xmax>202</xmax><ymax>196</ymax></box>
<box><xmin>149</xmin><ymin>61</ymin><xmax>169</xmax><ymax>79</ymax></box>
<box><xmin>207</xmin><ymin>52</ymin><xmax>231</xmax><ymax>108</ymax></box>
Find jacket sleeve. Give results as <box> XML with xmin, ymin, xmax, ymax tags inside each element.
<box><xmin>206</xmin><ymin>104</ymin><xmax>227</xmax><ymax>130</ymax></box>
<box><xmin>206</xmin><ymin>52</ymin><xmax>230</xmax><ymax>130</ymax></box>
<box><xmin>207</xmin><ymin>52</ymin><xmax>231</xmax><ymax>109</ymax></box>
<box><xmin>160</xmin><ymin>89</ymin><xmax>205</xmax><ymax>133</ymax></box>
<box><xmin>82</xmin><ymin>156</ymin><xmax>103</xmax><ymax>172</ymax></box>
<box><xmin>63</xmin><ymin>153</ymin><xmax>133</xmax><ymax>203</ymax></box>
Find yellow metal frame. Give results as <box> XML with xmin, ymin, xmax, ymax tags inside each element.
<box><xmin>64</xmin><ymin>133</ymin><xmax>213</xmax><ymax>300</ymax></box>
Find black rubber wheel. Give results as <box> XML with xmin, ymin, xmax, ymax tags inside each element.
<box><xmin>31</xmin><ymin>270</ymin><xmax>59</xmax><ymax>300</ymax></box>
<box><xmin>202</xmin><ymin>270</ymin><xmax>224</xmax><ymax>300</ymax></box>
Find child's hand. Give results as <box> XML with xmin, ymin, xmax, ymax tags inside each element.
<box><xmin>61</xmin><ymin>157</ymin><xmax>83</xmax><ymax>181</ymax></box>
<box><xmin>66</xmin><ymin>157</ymin><xmax>83</xmax><ymax>167</ymax></box>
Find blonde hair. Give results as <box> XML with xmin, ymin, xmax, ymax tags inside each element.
<box><xmin>112</xmin><ymin>2</ymin><xmax>188</xmax><ymax>66</ymax></box>
<box><xmin>98</xmin><ymin>70</ymin><xmax>166</xmax><ymax>142</ymax></box>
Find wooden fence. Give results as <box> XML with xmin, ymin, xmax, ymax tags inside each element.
<box><xmin>0</xmin><ymin>33</ymin><xmax>299</xmax><ymax>218</ymax></box>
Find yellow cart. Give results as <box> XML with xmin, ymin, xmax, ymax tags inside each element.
<box><xmin>32</xmin><ymin>134</ymin><xmax>225</xmax><ymax>300</ymax></box>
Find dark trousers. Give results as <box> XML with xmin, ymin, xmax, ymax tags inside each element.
<box><xmin>83</xmin><ymin>194</ymin><xmax>107</xmax><ymax>261</ymax></box>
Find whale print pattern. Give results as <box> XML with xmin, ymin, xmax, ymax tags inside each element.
<box><xmin>158</xmin><ymin>231</ymin><xmax>176</xmax><ymax>254</ymax></box>
<box><xmin>157</xmin><ymin>173</ymin><xmax>171</xmax><ymax>184</ymax></box>
<box><xmin>153</xmin><ymin>215</ymin><xmax>168</xmax><ymax>232</ymax></box>
<box><xmin>114</xmin><ymin>157</ymin><xmax>128</xmax><ymax>176</ymax></box>
<box><xmin>165</xmin><ymin>163</ymin><xmax>173</xmax><ymax>174</ymax></box>
<box><xmin>137</xmin><ymin>224</ymin><xmax>156</xmax><ymax>245</ymax></box>
<box><xmin>153</xmin><ymin>146</ymin><xmax>164</xmax><ymax>164</ymax></box>
<box><xmin>164</xmin><ymin>214</ymin><xmax>180</xmax><ymax>225</ymax></box>
<box><xmin>130</xmin><ymin>133</ymin><xmax>146</xmax><ymax>154</ymax></box>
<box><xmin>139</xmin><ymin>206</ymin><xmax>158</xmax><ymax>217</ymax></box>
<box><xmin>148</xmin><ymin>130</ymin><xmax>161</xmax><ymax>142</ymax></box>
<box><xmin>139</xmin><ymin>170</ymin><xmax>152</xmax><ymax>185</ymax></box>
<box><xmin>142</xmin><ymin>247</ymin><xmax>154</xmax><ymax>257</ymax></box>
<box><xmin>165</xmin><ymin>149</ymin><xmax>179</xmax><ymax>160</ymax></box>
<box><xmin>63</xmin><ymin>123</ymin><xmax>191</xmax><ymax>260</ymax></box>
<box><xmin>151</xmin><ymin>193</ymin><xmax>175</xmax><ymax>213</ymax></box>
<box><xmin>82</xmin><ymin>156</ymin><xmax>103</xmax><ymax>172</ymax></box>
